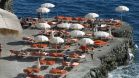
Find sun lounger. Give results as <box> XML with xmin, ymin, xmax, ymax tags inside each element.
<box><xmin>49</xmin><ymin>68</ymin><xmax>67</xmax><ymax>75</ymax></box>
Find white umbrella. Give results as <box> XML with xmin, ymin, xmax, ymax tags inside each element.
<box><xmin>50</xmin><ymin>31</ymin><xmax>64</xmax><ymax>51</ymax></box>
<box><xmin>85</xmin><ymin>13</ymin><xmax>99</xmax><ymax>19</ymax></box>
<box><xmin>94</xmin><ymin>31</ymin><xmax>111</xmax><ymax>38</ymax></box>
<box><xmin>78</xmin><ymin>38</ymin><xmax>94</xmax><ymax>45</ymax></box>
<box><xmin>115</xmin><ymin>6</ymin><xmax>129</xmax><ymax>20</ymax></box>
<box><xmin>50</xmin><ymin>31</ymin><xmax>64</xmax><ymax>44</ymax></box>
<box><xmin>36</xmin><ymin>22</ymin><xmax>51</xmax><ymax>29</ymax></box>
<box><xmin>36</xmin><ymin>7</ymin><xmax>50</xmax><ymax>13</ymax></box>
<box><xmin>41</xmin><ymin>3</ymin><xmax>55</xmax><ymax>8</ymax></box>
<box><xmin>70</xmin><ymin>23</ymin><xmax>84</xmax><ymax>30</ymax></box>
<box><xmin>57</xmin><ymin>23</ymin><xmax>71</xmax><ymax>29</ymax></box>
<box><xmin>0</xmin><ymin>8</ymin><xmax>22</xmax><ymax>36</ymax></box>
<box><xmin>115</xmin><ymin>6</ymin><xmax>129</xmax><ymax>12</ymax></box>
<box><xmin>70</xmin><ymin>30</ymin><xmax>85</xmax><ymax>37</ymax></box>
<box><xmin>100</xmin><ymin>24</ymin><xmax>107</xmax><ymax>27</ymax></box>
<box><xmin>34</xmin><ymin>35</ymin><xmax>49</xmax><ymax>42</ymax></box>
<box><xmin>50</xmin><ymin>37</ymin><xmax>64</xmax><ymax>44</ymax></box>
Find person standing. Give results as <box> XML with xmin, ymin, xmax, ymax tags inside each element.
<box><xmin>63</xmin><ymin>55</ymin><xmax>68</xmax><ymax>62</ymax></box>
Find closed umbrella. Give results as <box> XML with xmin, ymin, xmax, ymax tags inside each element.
<box><xmin>78</xmin><ymin>38</ymin><xmax>94</xmax><ymax>45</ymax></box>
<box><xmin>94</xmin><ymin>31</ymin><xmax>111</xmax><ymax>38</ymax></box>
<box><xmin>115</xmin><ymin>6</ymin><xmax>129</xmax><ymax>20</ymax></box>
<box><xmin>37</xmin><ymin>58</ymin><xmax>41</xmax><ymax>69</ymax></box>
<box><xmin>70</xmin><ymin>23</ymin><xmax>84</xmax><ymax>30</ymax></box>
<box><xmin>85</xmin><ymin>13</ymin><xmax>99</xmax><ymax>19</ymax></box>
<box><xmin>0</xmin><ymin>8</ymin><xmax>22</xmax><ymax>36</ymax></box>
<box><xmin>41</xmin><ymin>3</ymin><xmax>55</xmax><ymax>8</ymax></box>
<box><xmin>34</xmin><ymin>35</ymin><xmax>49</xmax><ymax>42</ymax></box>
<box><xmin>70</xmin><ymin>30</ymin><xmax>85</xmax><ymax>37</ymax></box>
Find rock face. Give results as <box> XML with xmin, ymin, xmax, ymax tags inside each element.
<box><xmin>0</xmin><ymin>0</ymin><xmax>13</xmax><ymax>12</ymax></box>
<box><xmin>66</xmin><ymin>22</ymin><xmax>135</xmax><ymax>78</ymax></box>
<box><xmin>86</xmin><ymin>23</ymin><xmax>135</xmax><ymax>78</ymax></box>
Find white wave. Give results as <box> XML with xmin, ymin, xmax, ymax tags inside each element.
<box><xmin>135</xmin><ymin>44</ymin><xmax>138</xmax><ymax>49</ymax></box>
<box><xmin>108</xmin><ymin>63</ymin><xmax>139</xmax><ymax>78</ymax></box>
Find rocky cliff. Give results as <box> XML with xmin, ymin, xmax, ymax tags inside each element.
<box><xmin>89</xmin><ymin>23</ymin><xmax>134</xmax><ymax>78</ymax></box>
<box><xmin>0</xmin><ymin>0</ymin><xmax>13</xmax><ymax>12</ymax></box>
<box><xmin>66</xmin><ymin>22</ymin><xmax>135</xmax><ymax>78</ymax></box>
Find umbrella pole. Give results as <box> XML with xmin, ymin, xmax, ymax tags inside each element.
<box><xmin>56</xmin><ymin>11</ymin><xmax>58</xmax><ymax>17</ymax></box>
<box><xmin>109</xmin><ymin>26</ymin><xmax>112</xmax><ymax>36</ymax></box>
<box><xmin>64</xmin><ymin>29</ymin><xmax>66</xmax><ymax>46</ymax></box>
<box><xmin>45</xmin><ymin>28</ymin><xmax>47</xmax><ymax>34</ymax></box>
<box><xmin>56</xmin><ymin>44</ymin><xmax>57</xmax><ymax>53</ymax></box>
<box><xmin>120</xmin><ymin>13</ymin><xmax>123</xmax><ymax>21</ymax></box>
<box><xmin>47</xmin><ymin>13</ymin><xmax>49</xmax><ymax>19</ymax></box>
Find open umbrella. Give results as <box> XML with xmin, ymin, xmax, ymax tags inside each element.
<box><xmin>0</xmin><ymin>8</ymin><xmax>22</xmax><ymax>36</ymax></box>
<box><xmin>50</xmin><ymin>37</ymin><xmax>64</xmax><ymax>44</ymax></box>
<box><xmin>94</xmin><ymin>31</ymin><xmax>111</xmax><ymax>38</ymax></box>
<box><xmin>36</xmin><ymin>7</ymin><xmax>50</xmax><ymax>19</ymax></box>
<box><xmin>85</xmin><ymin>13</ymin><xmax>99</xmax><ymax>19</ymax></box>
<box><xmin>36</xmin><ymin>7</ymin><xmax>50</xmax><ymax>13</ymax></box>
<box><xmin>115</xmin><ymin>6</ymin><xmax>129</xmax><ymax>13</ymax></box>
<box><xmin>70</xmin><ymin>23</ymin><xmax>84</xmax><ymax>30</ymax></box>
<box><xmin>50</xmin><ymin>31</ymin><xmax>64</xmax><ymax>51</ymax></box>
<box><xmin>70</xmin><ymin>30</ymin><xmax>85</xmax><ymax>37</ymax></box>
<box><xmin>100</xmin><ymin>24</ymin><xmax>107</xmax><ymax>27</ymax></box>
<box><xmin>57</xmin><ymin>23</ymin><xmax>71</xmax><ymax>29</ymax></box>
<box><xmin>78</xmin><ymin>38</ymin><xmax>94</xmax><ymax>45</ymax></box>
<box><xmin>50</xmin><ymin>31</ymin><xmax>64</xmax><ymax>44</ymax></box>
<box><xmin>36</xmin><ymin>22</ymin><xmax>51</xmax><ymax>29</ymax></box>
<box><xmin>115</xmin><ymin>5</ymin><xmax>129</xmax><ymax>20</ymax></box>
<box><xmin>34</xmin><ymin>35</ymin><xmax>49</xmax><ymax>42</ymax></box>
<box><xmin>41</xmin><ymin>3</ymin><xmax>55</xmax><ymax>8</ymax></box>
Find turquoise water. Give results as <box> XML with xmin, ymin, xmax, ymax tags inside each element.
<box><xmin>13</xmin><ymin>0</ymin><xmax>139</xmax><ymax>78</ymax></box>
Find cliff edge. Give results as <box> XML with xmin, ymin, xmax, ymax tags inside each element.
<box><xmin>66</xmin><ymin>22</ymin><xmax>135</xmax><ymax>78</ymax></box>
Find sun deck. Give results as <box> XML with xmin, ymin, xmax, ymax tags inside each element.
<box><xmin>0</xmin><ymin>16</ymin><xmax>125</xmax><ymax>78</ymax></box>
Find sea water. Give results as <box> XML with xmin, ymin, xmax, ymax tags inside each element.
<box><xmin>13</xmin><ymin>0</ymin><xmax>139</xmax><ymax>78</ymax></box>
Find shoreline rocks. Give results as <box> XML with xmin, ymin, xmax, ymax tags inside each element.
<box><xmin>66</xmin><ymin>22</ymin><xmax>135</xmax><ymax>78</ymax></box>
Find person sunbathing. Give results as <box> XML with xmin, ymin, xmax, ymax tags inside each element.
<box><xmin>69</xmin><ymin>53</ymin><xmax>79</xmax><ymax>58</ymax></box>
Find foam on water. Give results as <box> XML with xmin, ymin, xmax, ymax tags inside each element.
<box><xmin>135</xmin><ymin>44</ymin><xmax>138</xmax><ymax>49</ymax></box>
<box><xmin>108</xmin><ymin>63</ymin><xmax>139</xmax><ymax>78</ymax></box>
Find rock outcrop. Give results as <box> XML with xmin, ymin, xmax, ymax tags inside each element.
<box><xmin>0</xmin><ymin>0</ymin><xmax>13</xmax><ymax>12</ymax></box>
<box><xmin>66</xmin><ymin>22</ymin><xmax>135</xmax><ymax>78</ymax></box>
<box><xmin>89</xmin><ymin>23</ymin><xmax>134</xmax><ymax>78</ymax></box>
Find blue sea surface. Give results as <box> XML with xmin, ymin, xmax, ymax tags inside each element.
<box><xmin>13</xmin><ymin>0</ymin><xmax>139</xmax><ymax>78</ymax></box>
